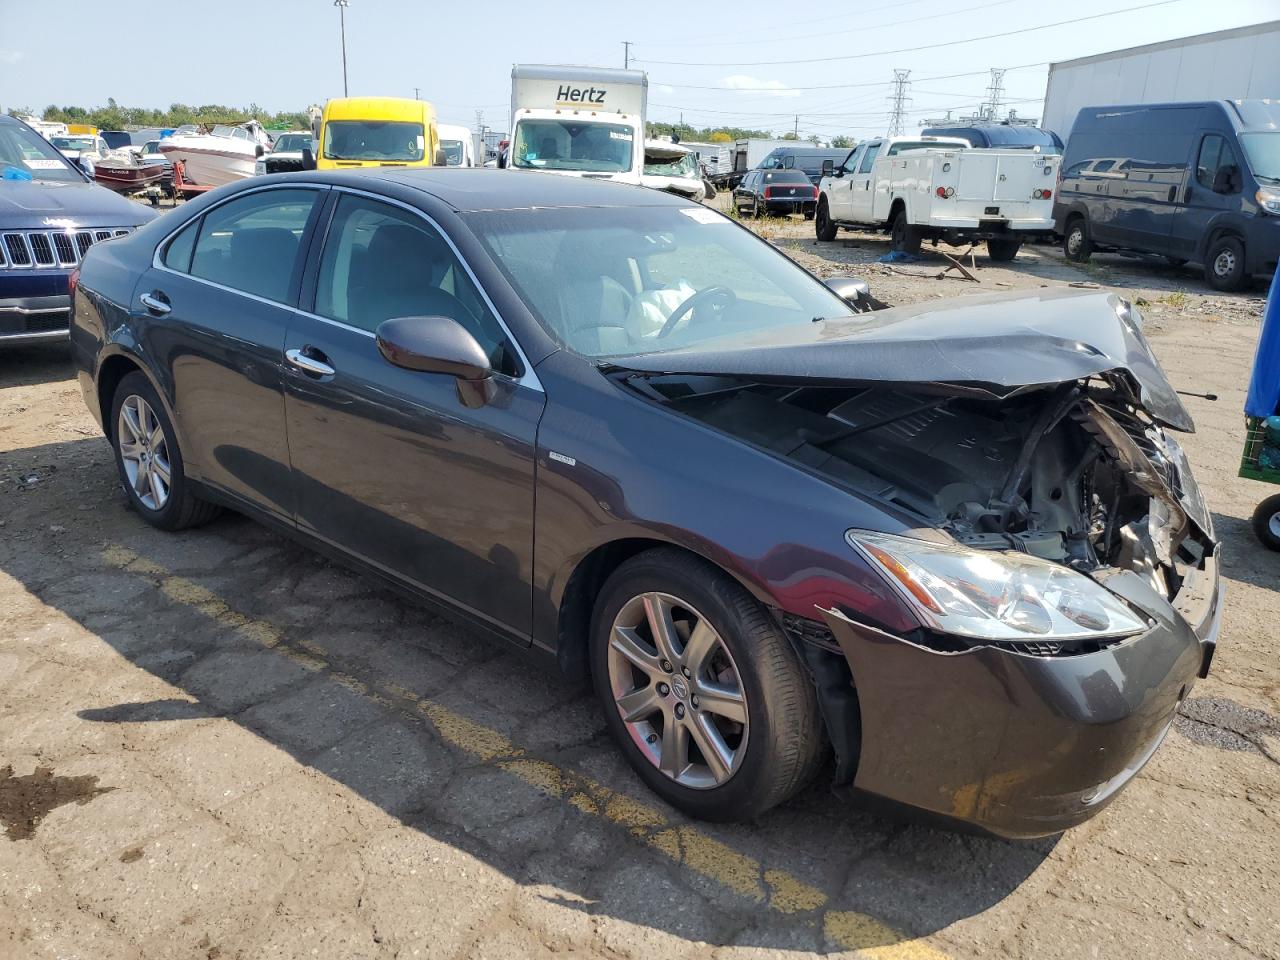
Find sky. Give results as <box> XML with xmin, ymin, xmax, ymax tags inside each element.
<box><xmin>1</xmin><ymin>0</ymin><xmax>1276</xmax><ymax>138</ymax></box>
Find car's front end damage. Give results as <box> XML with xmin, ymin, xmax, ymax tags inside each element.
<box><xmin>613</xmin><ymin>288</ymin><xmax>1221</xmax><ymax>837</ymax></box>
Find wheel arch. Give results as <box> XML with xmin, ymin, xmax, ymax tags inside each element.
<box><xmin>95</xmin><ymin>346</ymin><xmax>188</xmax><ymax>454</ymax></box>
<box><xmin>1198</xmin><ymin>219</ymin><xmax>1246</xmax><ymax>263</ymax></box>
<box><xmin>552</xmin><ymin>534</ymin><xmax>777</xmax><ymax>680</ymax></box>
<box><xmin>887</xmin><ymin>196</ymin><xmax>907</xmax><ymax>227</ymax></box>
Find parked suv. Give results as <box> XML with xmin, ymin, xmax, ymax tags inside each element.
<box><xmin>0</xmin><ymin>115</ymin><xmax>155</xmax><ymax>347</ymax></box>
<box><xmin>1054</xmin><ymin>100</ymin><xmax>1280</xmax><ymax>290</ymax></box>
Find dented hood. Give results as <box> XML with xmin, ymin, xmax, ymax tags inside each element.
<box><xmin>615</xmin><ymin>288</ymin><xmax>1195</xmax><ymax>431</ymax></box>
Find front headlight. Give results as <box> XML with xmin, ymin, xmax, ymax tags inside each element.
<box><xmin>1256</xmin><ymin>187</ymin><xmax>1280</xmax><ymax>215</ymax></box>
<box><xmin>847</xmin><ymin>531</ymin><xmax>1149</xmax><ymax>642</ymax></box>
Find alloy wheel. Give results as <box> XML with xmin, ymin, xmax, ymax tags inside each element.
<box><xmin>1067</xmin><ymin>229</ymin><xmax>1084</xmax><ymax>256</ymax></box>
<box><xmin>117</xmin><ymin>394</ymin><xmax>171</xmax><ymax>510</ymax></box>
<box><xmin>1270</xmin><ymin>510</ymin><xmax>1280</xmax><ymax>541</ymax></box>
<box><xmin>607</xmin><ymin>591</ymin><xmax>749</xmax><ymax>789</ymax></box>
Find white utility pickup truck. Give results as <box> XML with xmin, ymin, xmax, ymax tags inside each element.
<box><xmin>815</xmin><ymin>135</ymin><xmax>1058</xmax><ymax>261</ymax></box>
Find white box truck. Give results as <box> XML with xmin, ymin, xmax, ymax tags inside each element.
<box><xmin>507</xmin><ymin>65</ymin><xmax>647</xmax><ymax>184</ymax></box>
<box><xmin>1042</xmin><ymin>20</ymin><xmax>1280</xmax><ymax>141</ymax></box>
<box><xmin>815</xmin><ymin>135</ymin><xmax>1058</xmax><ymax>261</ymax></box>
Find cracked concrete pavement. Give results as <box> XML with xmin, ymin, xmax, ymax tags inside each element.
<box><xmin>1</xmin><ymin>209</ymin><xmax>1279</xmax><ymax>959</ymax></box>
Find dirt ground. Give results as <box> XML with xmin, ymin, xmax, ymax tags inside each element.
<box><xmin>1</xmin><ymin>195</ymin><xmax>1278</xmax><ymax>960</ymax></box>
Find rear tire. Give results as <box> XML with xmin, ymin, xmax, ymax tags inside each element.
<box><xmin>890</xmin><ymin>210</ymin><xmax>922</xmax><ymax>254</ymax></box>
<box><xmin>1205</xmin><ymin>236</ymin><xmax>1247</xmax><ymax>291</ymax></box>
<box><xmin>590</xmin><ymin>549</ymin><xmax>825</xmax><ymax>822</ymax></box>
<box><xmin>1251</xmin><ymin>494</ymin><xmax>1280</xmax><ymax>551</ymax></box>
<box><xmin>815</xmin><ymin>198</ymin><xmax>837</xmax><ymax>241</ymax></box>
<box><xmin>987</xmin><ymin>238</ymin><xmax>1023</xmax><ymax>262</ymax></box>
<box><xmin>109</xmin><ymin>372</ymin><xmax>220</xmax><ymax>531</ymax></box>
<box><xmin>1063</xmin><ymin>217</ymin><xmax>1092</xmax><ymax>262</ymax></box>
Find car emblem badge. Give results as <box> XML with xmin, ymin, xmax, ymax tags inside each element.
<box><xmin>672</xmin><ymin>677</ymin><xmax>688</xmax><ymax>699</ymax></box>
<box><xmin>43</xmin><ymin>217</ymin><xmax>76</xmax><ymax>229</ymax></box>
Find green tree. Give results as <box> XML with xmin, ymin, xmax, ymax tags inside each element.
<box><xmin>831</xmin><ymin>135</ymin><xmax>855</xmax><ymax>148</ymax></box>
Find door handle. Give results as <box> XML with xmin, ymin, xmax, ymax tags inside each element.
<box><xmin>139</xmin><ymin>292</ymin><xmax>170</xmax><ymax>315</ymax></box>
<box><xmin>285</xmin><ymin>347</ymin><xmax>335</xmax><ymax>377</ymax></box>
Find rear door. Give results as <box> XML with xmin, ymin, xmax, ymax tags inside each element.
<box><xmin>135</xmin><ymin>185</ymin><xmax>325</xmax><ymax>518</ymax></box>
<box><xmin>283</xmin><ymin>190</ymin><xmax>544</xmax><ymax>637</ymax></box>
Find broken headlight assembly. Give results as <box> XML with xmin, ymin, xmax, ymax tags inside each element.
<box><xmin>847</xmin><ymin>530</ymin><xmax>1149</xmax><ymax>643</ymax></box>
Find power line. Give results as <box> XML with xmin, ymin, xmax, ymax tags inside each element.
<box><xmin>633</xmin><ymin>0</ymin><xmax>938</xmax><ymax>47</ymax></box>
<box><xmin>887</xmin><ymin>70</ymin><xmax>911</xmax><ymax>136</ymax></box>
<box><xmin>636</xmin><ymin>0</ymin><xmax>1184</xmax><ymax>66</ymax></box>
<box><xmin>651</xmin><ymin>63</ymin><xmax>1046</xmax><ymax>93</ymax></box>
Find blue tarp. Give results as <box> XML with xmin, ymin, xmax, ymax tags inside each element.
<box><xmin>1246</xmin><ymin>264</ymin><xmax>1280</xmax><ymax>418</ymax></box>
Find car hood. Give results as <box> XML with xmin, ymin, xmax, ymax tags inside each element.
<box><xmin>0</xmin><ymin>179</ymin><xmax>156</xmax><ymax>228</ymax></box>
<box><xmin>612</xmin><ymin>288</ymin><xmax>1195</xmax><ymax>431</ymax></box>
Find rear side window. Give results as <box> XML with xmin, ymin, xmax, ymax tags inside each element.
<box><xmin>162</xmin><ymin>219</ymin><xmax>199</xmax><ymax>273</ymax></box>
<box><xmin>190</xmin><ymin>189</ymin><xmax>318</xmax><ymax>303</ymax></box>
<box><xmin>858</xmin><ymin>144</ymin><xmax>880</xmax><ymax>174</ymax></box>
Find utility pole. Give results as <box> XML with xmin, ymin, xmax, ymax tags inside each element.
<box><xmin>887</xmin><ymin>69</ymin><xmax>911</xmax><ymax>136</ymax></box>
<box><xmin>622</xmin><ymin>41</ymin><xmax>633</xmax><ymax>69</ymax></box>
<box><xmin>983</xmin><ymin>68</ymin><xmax>1006</xmax><ymax>121</ymax></box>
<box><xmin>334</xmin><ymin>0</ymin><xmax>350</xmax><ymax>97</ymax></box>
<box><xmin>414</xmin><ymin>87</ymin><xmax>421</xmax><ymax>100</ymax></box>
<box><xmin>794</xmin><ymin>115</ymin><xmax>799</xmax><ymax>138</ymax></box>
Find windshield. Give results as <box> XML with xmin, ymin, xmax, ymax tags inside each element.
<box><xmin>1241</xmin><ymin>133</ymin><xmax>1280</xmax><ymax>182</ymax></box>
<box><xmin>3</xmin><ymin>126</ymin><xmax>82</xmax><ymax>181</ymax></box>
<box><xmin>468</xmin><ymin>205</ymin><xmax>853</xmax><ymax>358</ymax></box>
<box><xmin>440</xmin><ymin>139</ymin><xmax>465</xmax><ymax>165</ymax></box>
<box><xmin>324</xmin><ymin>120</ymin><xmax>424</xmax><ymax>161</ymax></box>
<box><xmin>512</xmin><ymin>119</ymin><xmax>634</xmax><ymax>173</ymax></box>
<box><xmin>52</xmin><ymin>136</ymin><xmax>95</xmax><ymax>152</ymax></box>
<box><xmin>272</xmin><ymin>134</ymin><xmax>311</xmax><ymax>153</ymax></box>
<box><xmin>644</xmin><ymin>152</ymin><xmax>698</xmax><ymax>178</ymax></box>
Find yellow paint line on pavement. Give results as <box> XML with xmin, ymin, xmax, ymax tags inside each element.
<box><xmin>101</xmin><ymin>542</ymin><xmax>951</xmax><ymax>959</ymax></box>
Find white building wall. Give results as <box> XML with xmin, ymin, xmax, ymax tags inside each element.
<box><xmin>1043</xmin><ymin>21</ymin><xmax>1280</xmax><ymax>139</ymax></box>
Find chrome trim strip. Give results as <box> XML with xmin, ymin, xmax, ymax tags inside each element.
<box><xmin>0</xmin><ymin>304</ymin><xmax>67</xmax><ymax>315</ymax></box>
<box><xmin>0</xmin><ymin>328</ymin><xmax>70</xmax><ymax>344</ymax></box>
<box><xmin>148</xmin><ymin>181</ymin><xmax>543</xmax><ymax>392</ymax></box>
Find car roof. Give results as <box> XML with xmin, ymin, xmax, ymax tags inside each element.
<box><xmin>277</xmin><ymin>168</ymin><xmax>694</xmax><ymax>212</ymax></box>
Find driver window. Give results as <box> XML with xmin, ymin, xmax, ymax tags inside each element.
<box><xmin>314</xmin><ymin>194</ymin><xmax>515</xmax><ymax>373</ymax></box>
<box><xmin>842</xmin><ymin>147</ymin><xmax>863</xmax><ymax>173</ymax></box>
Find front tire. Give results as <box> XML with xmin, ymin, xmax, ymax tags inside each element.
<box><xmin>1251</xmin><ymin>494</ymin><xmax>1280</xmax><ymax>551</ymax></box>
<box><xmin>110</xmin><ymin>372</ymin><xmax>220</xmax><ymax>531</ymax></box>
<box><xmin>1205</xmin><ymin>236</ymin><xmax>1247</xmax><ymax>291</ymax></box>
<box><xmin>590</xmin><ymin>549</ymin><xmax>824</xmax><ymax>821</ymax></box>
<box><xmin>1063</xmin><ymin>217</ymin><xmax>1092</xmax><ymax>262</ymax></box>
<box><xmin>815</xmin><ymin>198</ymin><xmax>837</xmax><ymax>241</ymax></box>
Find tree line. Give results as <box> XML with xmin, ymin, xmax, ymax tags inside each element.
<box><xmin>646</xmin><ymin>121</ymin><xmax>855</xmax><ymax>148</ymax></box>
<box><xmin>8</xmin><ymin>99</ymin><xmax>313</xmax><ymax>130</ymax></box>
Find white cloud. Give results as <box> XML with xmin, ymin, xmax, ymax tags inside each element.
<box><xmin>657</xmin><ymin>84</ymin><xmax>675</xmax><ymax>95</ymax></box>
<box><xmin>719</xmin><ymin>75</ymin><xmax>801</xmax><ymax>99</ymax></box>
<box><xmin>0</xmin><ymin>51</ymin><xmax>24</xmax><ymax>65</ymax></box>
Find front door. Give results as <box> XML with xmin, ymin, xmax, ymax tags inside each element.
<box><xmin>1169</xmin><ymin>132</ymin><xmax>1243</xmax><ymax>261</ymax></box>
<box><xmin>283</xmin><ymin>192</ymin><xmax>545</xmax><ymax>638</ymax></box>
<box><xmin>135</xmin><ymin>186</ymin><xmax>325</xmax><ymax>518</ymax></box>
<box><xmin>828</xmin><ymin>145</ymin><xmax>864</xmax><ymax>221</ymax></box>
<box><xmin>848</xmin><ymin>141</ymin><xmax>881</xmax><ymax>223</ymax></box>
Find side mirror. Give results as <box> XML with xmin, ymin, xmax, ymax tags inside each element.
<box><xmin>821</xmin><ymin>159</ymin><xmax>834</xmax><ymax>176</ymax></box>
<box><xmin>376</xmin><ymin>315</ymin><xmax>495</xmax><ymax>407</ymax></box>
<box><xmin>824</xmin><ymin>276</ymin><xmax>886</xmax><ymax>313</ymax></box>
<box><xmin>301</xmin><ymin>143</ymin><xmax>317</xmax><ymax>170</ymax></box>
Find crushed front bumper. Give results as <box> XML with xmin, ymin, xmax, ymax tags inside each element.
<box><xmin>818</xmin><ymin>549</ymin><xmax>1220</xmax><ymax>839</ymax></box>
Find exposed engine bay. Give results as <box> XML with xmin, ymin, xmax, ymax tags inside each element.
<box><xmin>625</xmin><ymin>371</ymin><xmax>1216</xmax><ymax>605</ymax></box>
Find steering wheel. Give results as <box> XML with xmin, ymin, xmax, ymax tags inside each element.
<box><xmin>656</xmin><ymin>286</ymin><xmax>738</xmax><ymax>339</ymax></box>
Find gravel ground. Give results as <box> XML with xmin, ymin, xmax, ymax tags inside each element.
<box><xmin>0</xmin><ymin>194</ymin><xmax>1278</xmax><ymax>960</ymax></box>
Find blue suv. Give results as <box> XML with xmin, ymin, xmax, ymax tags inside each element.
<box><xmin>0</xmin><ymin>114</ymin><xmax>155</xmax><ymax>347</ymax></box>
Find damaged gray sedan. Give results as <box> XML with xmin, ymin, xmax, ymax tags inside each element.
<box><xmin>74</xmin><ymin>172</ymin><xmax>1218</xmax><ymax>838</ymax></box>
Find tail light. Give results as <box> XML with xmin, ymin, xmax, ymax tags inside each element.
<box><xmin>935</xmin><ymin>186</ymin><xmax>955</xmax><ymax>199</ymax></box>
<box><xmin>1032</xmin><ymin>189</ymin><xmax>1053</xmax><ymax>200</ymax></box>
<box><xmin>68</xmin><ymin>267</ymin><xmax>80</xmax><ymax>297</ymax></box>
<box><xmin>764</xmin><ymin>186</ymin><xmax>772</xmax><ymax>198</ymax></box>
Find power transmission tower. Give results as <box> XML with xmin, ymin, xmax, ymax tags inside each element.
<box><xmin>887</xmin><ymin>69</ymin><xmax>911</xmax><ymax>136</ymax></box>
<box><xmin>983</xmin><ymin>68</ymin><xmax>1007</xmax><ymax>121</ymax></box>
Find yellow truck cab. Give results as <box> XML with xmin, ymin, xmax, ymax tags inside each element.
<box><xmin>312</xmin><ymin>97</ymin><xmax>441</xmax><ymax>170</ymax></box>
